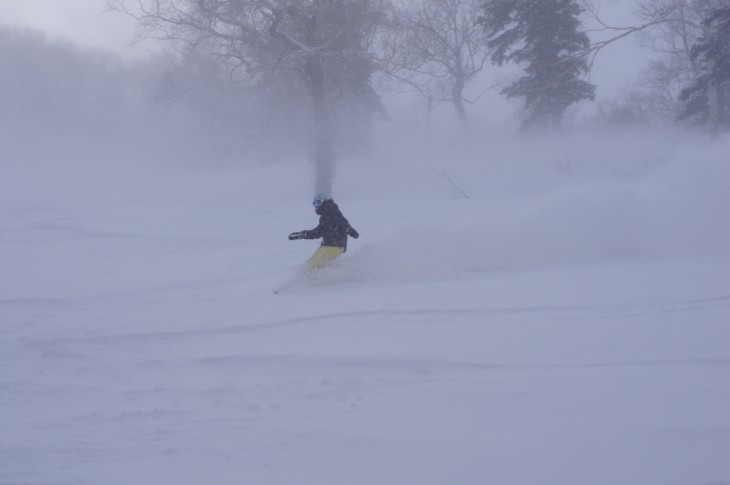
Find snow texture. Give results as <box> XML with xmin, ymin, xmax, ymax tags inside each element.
<box><xmin>2</xmin><ymin>131</ymin><xmax>730</xmax><ymax>485</ymax></box>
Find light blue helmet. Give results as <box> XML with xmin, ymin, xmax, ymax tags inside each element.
<box><xmin>312</xmin><ymin>192</ymin><xmax>328</xmax><ymax>208</ymax></box>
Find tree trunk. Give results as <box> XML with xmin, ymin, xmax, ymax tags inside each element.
<box><xmin>452</xmin><ymin>79</ymin><xmax>470</xmax><ymax>130</ymax></box>
<box><xmin>700</xmin><ymin>0</ymin><xmax>720</xmax><ymax>138</ymax></box>
<box><xmin>426</xmin><ymin>96</ymin><xmax>434</xmax><ymax>140</ymax></box>
<box><xmin>707</xmin><ymin>59</ymin><xmax>721</xmax><ymax>138</ymax></box>
<box><xmin>306</xmin><ymin>55</ymin><xmax>336</xmax><ymax>197</ymax></box>
<box><xmin>452</xmin><ymin>78</ymin><xmax>473</xmax><ymax>145</ymax></box>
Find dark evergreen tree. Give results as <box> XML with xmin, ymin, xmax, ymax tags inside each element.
<box><xmin>677</xmin><ymin>5</ymin><xmax>730</xmax><ymax>135</ymax></box>
<box><xmin>480</xmin><ymin>0</ymin><xmax>596</xmax><ymax>128</ymax></box>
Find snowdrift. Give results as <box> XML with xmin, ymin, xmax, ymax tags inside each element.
<box><xmin>3</xmin><ymin>129</ymin><xmax>730</xmax><ymax>485</ymax></box>
<box><xmin>315</xmin><ymin>134</ymin><xmax>730</xmax><ymax>284</ymax></box>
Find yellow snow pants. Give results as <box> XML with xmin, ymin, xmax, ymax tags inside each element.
<box><xmin>306</xmin><ymin>246</ymin><xmax>344</xmax><ymax>273</ymax></box>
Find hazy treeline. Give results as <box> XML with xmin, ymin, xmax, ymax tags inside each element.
<box><xmin>107</xmin><ymin>0</ymin><xmax>728</xmax><ymax>134</ymax></box>
<box><xmin>0</xmin><ymin>26</ymin><xmax>168</xmax><ymax>166</ymax></box>
<box><xmin>0</xmin><ymin>25</ymin><xmax>322</xmax><ymax>169</ymax></box>
<box><xmin>2</xmin><ymin>0</ymin><xmax>729</xmax><ymax>176</ymax></box>
<box><xmin>585</xmin><ymin>0</ymin><xmax>730</xmax><ymax>135</ymax></box>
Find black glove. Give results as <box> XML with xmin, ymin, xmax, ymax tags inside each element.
<box><xmin>288</xmin><ymin>232</ymin><xmax>303</xmax><ymax>240</ymax></box>
<box><xmin>347</xmin><ymin>227</ymin><xmax>360</xmax><ymax>239</ymax></box>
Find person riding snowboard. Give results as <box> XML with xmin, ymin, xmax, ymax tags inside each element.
<box><xmin>288</xmin><ymin>193</ymin><xmax>359</xmax><ymax>273</ymax></box>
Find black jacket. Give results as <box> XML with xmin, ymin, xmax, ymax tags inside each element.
<box><xmin>297</xmin><ymin>199</ymin><xmax>359</xmax><ymax>251</ymax></box>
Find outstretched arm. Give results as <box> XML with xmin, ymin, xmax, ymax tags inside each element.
<box><xmin>289</xmin><ymin>225</ymin><xmax>324</xmax><ymax>240</ymax></box>
<box><xmin>346</xmin><ymin>226</ymin><xmax>359</xmax><ymax>239</ymax></box>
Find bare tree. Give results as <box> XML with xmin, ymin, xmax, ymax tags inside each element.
<box><xmin>110</xmin><ymin>0</ymin><xmax>388</xmax><ymax>197</ymax></box>
<box><xmin>381</xmin><ymin>0</ymin><xmax>492</xmax><ymax>130</ymax></box>
<box><xmin>582</xmin><ymin>0</ymin><xmax>679</xmax><ymax>68</ymax></box>
<box><xmin>583</xmin><ymin>0</ymin><xmax>726</xmax><ymax>131</ymax></box>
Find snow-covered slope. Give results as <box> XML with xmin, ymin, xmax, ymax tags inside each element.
<box><xmin>2</xmin><ymin>132</ymin><xmax>730</xmax><ymax>485</ymax></box>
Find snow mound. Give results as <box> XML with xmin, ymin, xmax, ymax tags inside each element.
<box><xmin>319</xmin><ymin>142</ymin><xmax>730</xmax><ymax>284</ymax></box>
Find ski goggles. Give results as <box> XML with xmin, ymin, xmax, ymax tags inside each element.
<box><xmin>312</xmin><ymin>193</ymin><xmax>327</xmax><ymax>207</ymax></box>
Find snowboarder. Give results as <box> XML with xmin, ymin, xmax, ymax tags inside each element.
<box><xmin>288</xmin><ymin>193</ymin><xmax>359</xmax><ymax>273</ymax></box>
